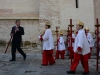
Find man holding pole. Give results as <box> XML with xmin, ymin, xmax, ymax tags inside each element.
<box><xmin>38</xmin><ymin>21</ymin><xmax>55</xmax><ymax>66</ymax></box>
<box><xmin>67</xmin><ymin>20</ymin><xmax>90</xmax><ymax>74</ymax></box>
<box><xmin>9</xmin><ymin>20</ymin><xmax>26</xmax><ymax>61</ymax></box>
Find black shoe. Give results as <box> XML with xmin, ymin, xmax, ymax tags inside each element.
<box><xmin>99</xmin><ymin>72</ymin><xmax>100</xmax><ymax>74</ymax></box>
<box><xmin>23</xmin><ymin>54</ymin><xmax>26</xmax><ymax>60</ymax></box>
<box><xmin>67</xmin><ymin>70</ymin><xmax>75</xmax><ymax>74</ymax></box>
<box><xmin>49</xmin><ymin>62</ymin><xmax>55</xmax><ymax>65</ymax></box>
<box><xmin>41</xmin><ymin>64</ymin><xmax>48</xmax><ymax>66</ymax></box>
<box><xmin>82</xmin><ymin>71</ymin><xmax>89</xmax><ymax>75</ymax></box>
<box><xmin>9</xmin><ymin>59</ymin><xmax>15</xmax><ymax>61</ymax></box>
<box><xmin>55</xmin><ymin>58</ymin><xmax>59</xmax><ymax>59</ymax></box>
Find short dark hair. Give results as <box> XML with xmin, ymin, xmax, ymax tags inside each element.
<box><xmin>79</xmin><ymin>25</ymin><xmax>84</xmax><ymax>29</ymax></box>
<box><xmin>15</xmin><ymin>20</ymin><xmax>20</xmax><ymax>23</ymax></box>
<box><xmin>46</xmin><ymin>25</ymin><xmax>51</xmax><ymax>28</ymax></box>
<box><xmin>82</xmin><ymin>26</ymin><xmax>84</xmax><ymax>29</ymax></box>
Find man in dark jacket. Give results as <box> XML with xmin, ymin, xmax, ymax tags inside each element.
<box><xmin>10</xmin><ymin>20</ymin><xmax>26</xmax><ymax>61</ymax></box>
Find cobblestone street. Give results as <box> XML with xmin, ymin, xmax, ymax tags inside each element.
<box><xmin>0</xmin><ymin>53</ymin><xmax>100</xmax><ymax>75</ymax></box>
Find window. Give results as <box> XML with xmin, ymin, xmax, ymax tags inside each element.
<box><xmin>76</xmin><ymin>0</ymin><xmax>78</xmax><ymax>8</ymax></box>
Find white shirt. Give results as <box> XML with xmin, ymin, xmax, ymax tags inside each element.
<box><xmin>57</xmin><ymin>36</ymin><xmax>66</xmax><ymax>50</ymax></box>
<box><xmin>86</xmin><ymin>32</ymin><xmax>94</xmax><ymax>47</ymax></box>
<box><xmin>74</xmin><ymin>29</ymin><xmax>90</xmax><ymax>55</ymax></box>
<box><xmin>38</xmin><ymin>29</ymin><xmax>54</xmax><ymax>50</ymax></box>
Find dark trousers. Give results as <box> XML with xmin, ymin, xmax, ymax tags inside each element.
<box><xmin>11</xmin><ymin>43</ymin><xmax>26</xmax><ymax>60</ymax></box>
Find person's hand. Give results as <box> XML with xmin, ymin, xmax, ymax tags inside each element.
<box><xmin>15</xmin><ymin>27</ymin><xmax>19</xmax><ymax>32</ymax></box>
<box><xmin>11</xmin><ymin>33</ymin><xmax>13</xmax><ymax>36</ymax></box>
<box><xmin>16</xmin><ymin>27</ymin><xmax>19</xmax><ymax>31</ymax></box>
<box><xmin>75</xmin><ymin>50</ymin><xmax>82</xmax><ymax>53</ymax></box>
<box><xmin>75</xmin><ymin>50</ymin><xmax>79</xmax><ymax>53</ymax></box>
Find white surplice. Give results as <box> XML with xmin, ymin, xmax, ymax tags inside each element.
<box><xmin>74</xmin><ymin>29</ymin><xmax>90</xmax><ymax>55</ymax></box>
<box><xmin>86</xmin><ymin>32</ymin><xmax>94</xmax><ymax>47</ymax></box>
<box><xmin>57</xmin><ymin>36</ymin><xmax>66</xmax><ymax>51</ymax></box>
<box><xmin>38</xmin><ymin>29</ymin><xmax>54</xmax><ymax>50</ymax></box>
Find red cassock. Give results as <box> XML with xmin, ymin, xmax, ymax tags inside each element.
<box><xmin>70</xmin><ymin>47</ymin><xmax>89</xmax><ymax>73</ymax></box>
<box><xmin>39</xmin><ymin>29</ymin><xmax>55</xmax><ymax>65</ymax></box>
<box><xmin>42</xmin><ymin>50</ymin><xmax>55</xmax><ymax>65</ymax></box>
<box><xmin>70</xmin><ymin>29</ymin><xmax>90</xmax><ymax>73</ymax></box>
<box><xmin>55</xmin><ymin>36</ymin><xmax>66</xmax><ymax>59</ymax></box>
<box><xmin>55</xmin><ymin>50</ymin><xmax>65</xmax><ymax>59</ymax></box>
<box><xmin>67</xmin><ymin>34</ymin><xmax>75</xmax><ymax>59</ymax></box>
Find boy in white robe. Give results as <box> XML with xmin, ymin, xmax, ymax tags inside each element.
<box><xmin>85</xmin><ymin>26</ymin><xmax>94</xmax><ymax>59</ymax></box>
<box><xmin>55</xmin><ymin>30</ymin><xmax>66</xmax><ymax>59</ymax></box>
<box><xmin>67</xmin><ymin>20</ymin><xmax>90</xmax><ymax>74</ymax></box>
<box><xmin>38</xmin><ymin>21</ymin><xmax>55</xmax><ymax>66</ymax></box>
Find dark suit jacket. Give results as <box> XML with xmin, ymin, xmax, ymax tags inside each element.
<box><xmin>11</xmin><ymin>26</ymin><xmax>24</xmax><ymax>43</ymax></box>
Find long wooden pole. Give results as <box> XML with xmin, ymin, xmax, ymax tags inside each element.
<box><xmin>5</xmin><ymin>27</ymin><xmax>16</xmax><ymax>53</ymax></box>
<box><xmin>56</xmin><ymin>27</ymin><xmax>59</xmax><ymax>51</ymax></box>
<box><xmin>96</xmin><ymin>18</ymin><xmax>99</xmax><ymax>71</ymax></box>
<box><xmin>70</xmin><ymin>19</ymin><xmax>73</xmax><ymax>64</ymax></box>
<box><xmin>66</xmin><ymin>27</ymin><xmax>70</xmax><ymax>44</ymax></box>
<box><xmin>5</xmin><ymin>35</ymin><xmax>13</xmax><ymax>53</ymax></box>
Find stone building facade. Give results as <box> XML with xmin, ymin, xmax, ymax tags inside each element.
<box><xmin>0</xmin><ymin>0</ymin><xmax>100</xmax><ymax>52</ymax></box>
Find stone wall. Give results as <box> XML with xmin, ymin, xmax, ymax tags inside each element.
<box><xmin>94</xmin><ymin>0</ymin><xmax>100</xmax><ymax>23</ymax></box>
<box><xmin>59</xmin><ymin>0</ymin><xmax>95</xmax><ymax>32</ymax></box>
<box><xmin>0</xmin><ymin>0</ymin><xmax>98</xmax><ymax>54</ymax></box>
<box><xmin>0</xmin><ymin>20</ymin><xmax>39</xmax><ymax>42</ymax></box>
<box><xmin>39</xmin><ymin>0</ymin><xmax>60</xmax><ymax>31</ymax></box>
<box><xmin>0</xmin><ymin>19</ymin><xmax>40</xmax><ymax>54</ymax></box>
<box><xmin>0</xmin><ymin>0</ymin><xmax>39</xmax><ymax>19</ymax></box>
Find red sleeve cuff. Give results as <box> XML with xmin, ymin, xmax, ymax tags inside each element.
<box><xmin>57</xmin><ymin>38</ymin><xmax>60</xmax><ymax>42</ymax></box>
<box><xmin>72</xmin><ymin>38</ymin><xmax>75</xmax><ymax>43</ymax></box>
<box><xmin>77</xmin><ymin>47</ymin><xmax>82</xmax><ymax>51</ymax></box>
<box><xmin>40</xmin><ymin>35</ymin><xmax>43</xmax><ymax>41</ymax></box>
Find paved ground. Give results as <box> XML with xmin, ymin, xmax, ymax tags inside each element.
<box><xmin>0</xmin><ymin>53</ymin><xmax>100</xmax><ymax>75</ymax></box>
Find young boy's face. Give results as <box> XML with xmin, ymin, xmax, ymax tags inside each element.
<box><xmin>76</xmin><ymin>24</ymin><xmax>82</xmax><ymax>31</ymax></box>
<box><xmin>86</xmin><ymin>30</ymin><xmax>89</xmax><ymax>33</ymax></box>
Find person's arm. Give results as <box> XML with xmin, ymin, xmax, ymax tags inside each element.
<box><xmin>10</xmin><ymin>27</ymin><xmax>14</xmax><ymax>36</ymax></box>
<box><xmin>42</xmin><ymin>30</ymin><xmax>49</xmax><ymax>40</ymax></box>
<box><xmin>88</xmin><ymin>33</ymin><xmax>93</xmax><ymax>43</ymax></box>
